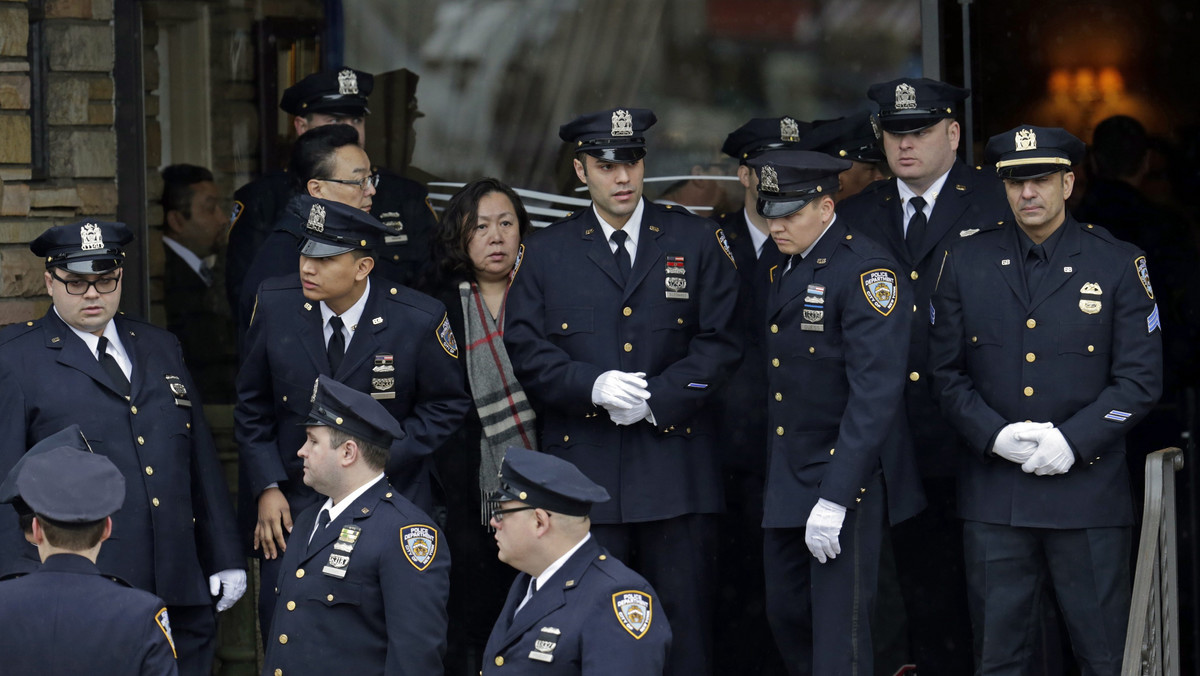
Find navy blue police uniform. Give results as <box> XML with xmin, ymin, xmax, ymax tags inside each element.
<box><xmin>504</xmin><ymin>108</ymin><xmax>740</xmax><ymax>676</ymax></box>
<box><xmin>236</xmin><ymin>198</ymin><xmax>469</xmax><ymax>634</ymax></box>
<box><xmin>928</xmin><ymin>127</ymin><xmax>1163</xmax><ymax>675</ymax></box>
<box><xmin>0</xmin><ymin>447</ymin><xmax>179</xmax><ymax>676</ymax></box>
<box><xmin>752</xmin><ymin>151</ymin><xmax>920</xmax><ymax>676</ymax></box>
<box><xmin>225</xmin><ymin>68</ymin><xmax>437</xmax><ymax>313</ymax></box>
<box><xmin>483</xmin><ymin>447</ymin><xmax>671</xmax><ymax>675</ymax></box>
<box><xmin>833</xmin><ymin>78</ymin><xmax>1010</xmax><ymax>674</ymax></box>
<box><xmin>0</xmin><ymin>221</ymin><xmax>242</xmax><ymax>676</ymax></box>
<box><xmin>708</xmin><ymin>117</ymin><xmax>802</xmax><ymax>676</ymax></box>
<box><xmin>262</xmin><ymin>375</ymin><xmax>449</xmax><ymax>676</ymax></box>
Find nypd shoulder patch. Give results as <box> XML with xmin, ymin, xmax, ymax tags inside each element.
<box><xmin>512</xmin><ymin>243</ymin><xmax>526</xmax><ymax>279</ymax></box>
<box><xmin>1135</xmin><ymin>256</ymin><xmax>1154</xmax><ymax>299</ymax></box>
<box><xmin>401</xmin><ymin>524</ymin><xmax>439</xmax><ymax>571</ymax></box>
<box><xmin>155</xmin><ymin>607</ymin><xmax>177</xmax><ymax>658</ymax></box>
<box><xmin>715</xmin><ymin>229</ymin><xmax>737</xmax><ymax>269</ymax></box>
<box><xmin>612</xmin><ymin>590</ymin><xmax>653</xmax><ymax>639</ymax></box>
<box><xmin>436</xmin><ymin>314</ymin><xmax>459</xmax><ymax>358</ymax></box>
<box><xmin>860</xmin><ymin>268</ymin><xmax>899</xmax><ymax>316</ymax></box>
<box><xmin>228</xmin><ymin>200</ymin><xmax>244</xmax><ymax>232</ymax></box>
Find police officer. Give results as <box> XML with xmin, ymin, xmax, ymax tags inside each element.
<box><xmin>263</xmin><ymin>375</ymin><xmax>449</xmax><ymax>676</ymax></box>
<box><xmin>0</xmin><ymin>221</ymin><xmax>245</xmax><ymax>676</ymax></box>
<box><xmin>504</xmin><ymin>107</ymin><xmax>742</xmax><ymax>676</ymax></box>
<box><xmin>835</xmin><ymin>77</ymin><xmax>1010</xmax><ymax>674</ymax></box>
<box><xmin>484</xmin><ymin>447</ymin><xmax>671</xmax><ymax>674</ymax></box>
<box><xmin>929</xmin><ymin>126</ymin><xmax>1162</xmax><ymax>676</ymax></box>
<box><xmin>226</xmin><ymin>67</ymin><xmax>437</xmax><ymax>311</ymax></box>
<box><xmin>0</xmin><ymin>447</ymin><xmax>179</xmax><ymax>675</ymax></box>
<box><xmin>799</xmin><ymin>111</ymin><xmax>887</xmax><ymax>201</ymax></box>
<box><xmin>751</xmin><ymin>149</ymin><xmax>917</xmax><ymax>675</ymax></box>
<box><xmin>236</xmin><ymin>196</ymin><xmax>469</xmax><ymax>636</ymax></box>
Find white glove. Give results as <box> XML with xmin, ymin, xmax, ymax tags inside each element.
<box><xmin>591</xmin><ymin>371</ymin><xmax>649</xmax><ymax>410</ymax></box>
<box><xmin>991</xmin><ymin>421</ymin><xmax>1053</xmax><ymax>464</ymax></box>
<box><xmin>804</xmin><ymin>499</ymin><xmax>846</xmax><ymax>564</ymax></box>
<box><xmin>1019</xmin><ymin>427</ymin><xmax>1076</xmax><ymax>476</ymax></box>
<box><xmin>609</xmin><ymin>398</ymin><xmax>651</xmax><ymax>426</ymax></box>
<box><xmin>209</xmin><ymin>569</ymin><xmax>248</xmax><ymax>612</ymax></box>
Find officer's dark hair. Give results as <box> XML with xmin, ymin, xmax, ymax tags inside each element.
<box><xmin>289</xmin><ymin>123</ymin><xmax>362</xmax><ymax>192</ymax></box>
<box><xmin>161</xmin><ymin>164</ymin><xmax>214</xmax><ymax>219</ymax></box>
<box><xmin>1090</xmin><ymin>115</ymin><xmax>1148</xmax><ymax>181</ymax></box>
<box><xmin>35</xmin><ymin>514</ymin><xmax>107</xmax><ymax>550</ymax></box>
<box><xmin>422</xmin><ymin>177</ymin><xmax>531</xmax><ymax>290</ymax></box>
<box><xmin>327</xmin><ymin>428</ymin><xmax>388</xmax><ymax>471</ymax></box>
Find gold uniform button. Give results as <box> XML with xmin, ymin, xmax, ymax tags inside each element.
<box><xmin>390</xmin><ymin>288</ymin><xmax>398</xmax><ymax>295</ymax></box>
<box><xmin>495</xmin><ymin>656</ymin><xmax>505</xmax><ymax>666</ymax></box>
<box><xmin>1026</xmin><ymin>319</ymin><xmax>1037</xmax><ymax>329</ymax></box>
<box><xmin>145</xmin><ymin>466</ymin><xmax>153</xmax><ymax>476</ymax></box>
<box><xmin>563</xmin><ymin>435</ymin><xmax>570</xmax><ymax>442</ymax></box>
<box><xmin>275</xmin><ymin>670</ymin><xmax>283</xmax><ymax>676</ymax></box>
<box><xmin>856</xmin><ymin>497</ymin><xmax>862</xmax><ymax>503</ymax></box>
<box><xmin>599</xmin><ymin>554</ymin><xmax>607</xmax><ymax>560</ymax></box>
<box><xmin>623</xmin><ymin>307</ymin><xmax>632</xmax><ymax>317</ymax></box>
<box><xmin>775</xmin><ymin>392</ymin><xmax>782</xmax><ymax>401</ymax></box>
<box><xmin>561</xmin><ymin>322</ymin><xmax>569</xmax><ymax>330</ymax></box>
<box><xmin>282</xmin><ymin>395</ymin><xmax>288</xmax><ymax>403</ymax></box>
<box><xmin>130</xmin><ymin>405</ymin><xmax>137</xmax><ymax>414</ymax></box>
<box><xmin>686</xmin><ymin>427</ymin><xmax>692</xmax><ymax>434</ymax></box>
<box><xmin>1026</xmin><ymin>353</ymin><xmax>1036</xmax><ymax>363</ymax></box>
<box><xmin>1087</xmin><ymin>345</ymin><xmax>1095</xmax><ymax>353</ymax></box>
<box><xmin>1024</xmin><ymin>386</ymin><xmax>1034</xmax><ymax>397</ymax></box>
<box><xmin>909</xmin><ymin>372</ymin><xmax>920</xmax><ymax>382</ymax></box>
<box><xmin>971</xmin><ymin>336</ymin><xmax>978</xmax><ymax>343</ymax></box>
<box><xmin>770</xmin><ymin>324</ymin><xmax>779</xmax><ymax>334</ymax></box>
<box><xmin>186</xmin><ymin>423</ymin><xmax>190</xmax><ymax>429</ymax></box>
<box><xmin>393</xmin><ymin>255</ymin><xmax>400</xmax><ymax>261</ymax></box>
<box><xmin>278</xmin><ymin>634</ymin><xmax>287</xmax><ymax>645</ymax></box>
<box><xmin>151</xmin><ymin>498</ymin><xmax>160</xmax><ymax>507</ymax></box>
<box><xmin>829</xmin><ymin>448</ymin><xmax>836</xmax><ymax>456</ymax></box>
<box><xmin>913</xmin><ymin>304</ymin><xmax>918</xmax><ymax>312</ymax></box>
<box><xmin>137</xmin><ymin>436</ymin><xmax>145</xmax><ymax>445</ymax></box>
<box><xmin>519</xmin><ymin>491</ymin><xmax>528</xmax><ymax>500</ymax></box>
<box><xmin>676</xmin><ymin>318</ymin><xmax>684</xmax><ymax>325</ymax></box>
<box><xmin>910</xmin><ymin>271</ymin><xmax>918</xmax><ymax>281</ymax></box>
<box><xmin>327</xmin><ymin>594</ymin><xmax>334</xmax><ymax>602</ymax></box>
<box><xmin>772</xmin><ymin>358</ymin><xmax>780</xmax><ymax>367</ymax></box>
<box><xmin>624</xmin><ymin>343</ymin><xmax>633</xmax><ymax>352</ymax></box>
<box><xmin>296</xmin><ymin>569</ymin><xmax>305</xmax><ymax>578</ymax></box>
<box><xmin>776</xmin><ymin>426</ymin><xmax>785</xmax><ymax>436</ymax></box>
<box><xmin>286</xmin><ymin>601</ymin><xmax>296</xmax><ymax>611</ymax></box>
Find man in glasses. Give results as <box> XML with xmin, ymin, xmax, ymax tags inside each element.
<box><xmin>226</xmin><ymin>67</ymin><xmax>438</xmax><ymax>313</ymax></box>
<box><xmin>0</xmin><ymin>221</ymin><xmax>245</xmax><ymax>676</ymax></box>
<box><xmin>483</xmin><ymin>446</ymin><xmax>671</xmax><ymax>674</ymax></box>
<box><xmin>236</xmin><ymin>197</ymin><xmax>469</xmax><ymax>640</ymax></box>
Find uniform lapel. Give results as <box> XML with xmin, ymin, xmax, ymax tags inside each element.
<box><xmin>919</xmin><ymin>164</ymin><xmax>971</xmax><ymax>262</ymax></box>
<box><xmin>44</xmin><ymin>311</ymin><xmax>125</xmax><ymax>397</ymax></box>
<box><xmin>336</xmin><ymin>284</ymin><xmax>384</xmax><ymax>379</ymax></box>
<box><xmin>583</xmin><ymin>212</ymin><xmax>626</xmax><ymax>288</ymax></box>
<box><xmin>875</xmin><ymin>184</ymin><xmax>908</xmax><ymax>265</ymax></box>
<box><xmin>114</xmin><ymin>316</ymin><xmax>146</xmax><ymax>396</ymax></box>
<box><xmin>1029</xmin><ymin>220</ymin><xmax>1080</xmax><ymax>311</ymax></box>
<box><xmin>296</xmin><ymin>297</ymin><xmax>330</xmax><ymax>376</ymax></box>
<box><xmin>995</xmin><ymin>226</ymin><xmax>1028</xmax><ymax>308</ymax></box>
<box><xmin>500</xmin><ymin>538</ymin><xmax>598</xmax><ymax>647</ymax></box>
<box><xmin>301</xmin><ymin>479</ymin><xmax>385</xmax><ymax>565</ymax></box>
<box><xmin>624</xmin><ymin>213</ymin><xmax>663</xmax><ymax>301</ymax></box>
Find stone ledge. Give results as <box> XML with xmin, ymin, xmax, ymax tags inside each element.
<box><xmin>0</xmin><ymin>298</ymin><xmax>52</xmax><ymax>327</ymax></box>
<box><xmin>0</xmin><ymin>75</ymin><xmax>30</xmax><ymax>109</ymax></box>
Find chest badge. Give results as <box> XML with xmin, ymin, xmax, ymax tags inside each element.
<box><xmin>165</xmin><ymin>375</ymin><xmax>191</xmax><ymax>408</ymax></box>
<box><xmin>529</xmin><ymin>627</ymin><xmax>561</xmax><ymax>663</ymax></box>
<box><xmin>1079</xmin><ymin>282</ymin><xmax>1102</xmax><ymax>315</ymax></box>
<box><xmin>802</xmin><ymin>283</ymin><xmax>825</xmax><ymax>331</ymax></box>
<box><xmin>323</xmin><ymin>524</ymin><xmax>362</xmax><ymax>579</ymax></box>
<box><xmin>613</xmin><ymin>590</ymin><xmax>654</xmax><ymax>639</ymax></box>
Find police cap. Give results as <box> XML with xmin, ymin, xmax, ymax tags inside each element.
<box><xmin>297</xmin><ymin>195</ymin><xmax>391</xmax><ymax>258</ymax></box>
<box><xmin>493</xmin><ymin>447</ymin><xmax>610</xmax><ymax>517</ymax></box>
<box><xmin>30</xmin><ymin>221</ymin><xmax>132</xmax><ymax>273</ymax></box>
<box><xmin>280</xmin><ymin>68</ymin><xmax>373</xmax><ymax>117</ymax></box>
<box><xmin>0</xmin><ymin>425</ymin><xmax>93</xmax><ymax>507</ymax></box>
<box><xmin>721</xmin><ymin>116</ymin><xmax>809</xmax><ymax>163</ymax></box>
<box><xmin>303</xmin><ymin>375</ymin><xmax>404</xmax><ymax>449</ymax></box>
<box><xmin>13</xmin><ymin>446</ymin><xmax>124</xmax><ymax>523</ymax></box>
<box><xmin>985</xmin><ymin>125</ymin><xmax>1086</xmax><ymax>180</ymax></box>
<box><xmin>559</xmin><ymin>108</ymin><xmax>657</xmax><ymax>163</ymax></box>
<box><xmin>747</xmin><ymin>150</ymin><xmax>851</xmax><ymax>219</ymax></box>
<box><xmin>801</xmin><ymin>112</ymin><xmax>885</xmax><ymax>163</ymax></box>
<box><xmin>867</xmin><ymin>78</ymin><xmax>969</xmax><ymax>134</ymax></box>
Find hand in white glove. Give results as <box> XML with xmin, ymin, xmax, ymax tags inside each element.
<box><xmin>804</xmin><ymin>499</ymin><xmax>847</xmax><ymax>564</ymax></box>
<box><xmin>209</xmin><ymin>569</ymin><xmax>248</xmax><ymax>612</ymax></box>
<box><xmin>1019</xmin><ymin>427</ymin><xmax>1076</xmax><ymax>476</ymax></box>
<box><xmin>609</xmin><ymin>398</ymin><xmax>651</xmax><ymax>426</ymax></box>
<box><xmin>591</xmin><ymin>371</ymin><xmax>649</xmax><ymax>410</ymax></box>
<box><xmin>991</xmin><ymin>421</ymin><xmax>1053</xmax><ymax>464</ymax></box>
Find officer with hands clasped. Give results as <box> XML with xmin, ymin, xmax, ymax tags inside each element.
<box><xmin>483</xmin><ymin>446</ymin><xmax>671</xmax><ymax>675</ymax></box>
<box><xmin>0</xmin><ymin>446</ymin><xmax>179</xmax><ymax>676</ymax></box>
<box><xmin>751</xmin><ymin>149</ymin><xmax>918</xmax><ymax>676</ymax></box>
<box><xmin>262</xmin><ymin>375</ymin><xmax>449</xmax><ymax>676</ymax></box>
<box><xmin>0</xmin><ymin>221</ymin><xmax>245</xmax><ymax>676</ymax></box>
<box><xmin>928</xmin><ymin>126</ymin><xmax>1163</xmax><ymax>676</ymax></box>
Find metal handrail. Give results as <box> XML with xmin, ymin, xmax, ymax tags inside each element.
<box><xmin>1122</xmin><ymin>447</ymin><xmax>1184</xmax><ymax>676</ymax></box>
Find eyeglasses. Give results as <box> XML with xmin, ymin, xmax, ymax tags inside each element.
<box><xmin>317</xmin><ymin>173</ymin><xmax>380</xmax><ymax>192</ymax></box>
<box><xmin>50</xmin><ymin>268</ymin><xmax>121</xmax><ymax>295</ymax></box>
<box><xmin>491</xmin><ymin>505</ymin><xmax>537</xmax><ymax>523</ymax></box>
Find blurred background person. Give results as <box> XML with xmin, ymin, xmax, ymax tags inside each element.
<box><xmin>799</xmin><ymin>112</ymin><xmax>889</xmax><ymax>201</ymax></box>
<box><xmin>419</xmin><ymin>177</ymin><xmax>538</xmax><ymax>675</ymax></box>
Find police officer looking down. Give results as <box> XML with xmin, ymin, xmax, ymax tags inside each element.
<box><xmin>0</xmin><ymin>447</ymin><xmax>179</xmax><ymax>675</ymax></box>
<box><xmin>483</xmin><ymin>447</ymin><xmax>671</xmax><ymax>674</ymax></box>
<box><xmin>928</xmin><ymin>126</ymin><xmax>1163</xmax><ymax>676</ymax></box>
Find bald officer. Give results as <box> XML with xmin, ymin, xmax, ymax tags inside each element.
<box><xmin>0</xmin><ymin>447</ymin><xmax>179</xmax><ymax>675</ymax></box>
<box><xmin>484</xmin><ymin>447</ymin><xmax>671</xmax><ymax>674</ymax></box>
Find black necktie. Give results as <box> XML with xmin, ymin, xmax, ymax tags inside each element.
<box><xmin>611</xmin><ymin>230</ymin><xmax>631</xmax><ymax>283</ymax></box>
<box><xmin>96</xmin><ymin>336</ymin><xmax>130</xmax><ymax>397</ymax></box>
<box><xmin>198</xmin><ymin>264</ymin><xmax>214</xmax><ymax>287</ymax></box>
<box><xmin>327</xmin><ymin>316</ymin><xmax>345</xmax><ymax>374</ymax></box>
<box><xmin>1026</xmin><ymin>243</ymin><xmax>1048</xmax><ymax>296</ymax></box>
<box><xmin>309</xmin><ymin>508</ymin><xmax>331</xmax><ymax>546</ymax></box>
<box><xmin>514</xmin><ymin>576</ymin><xmax>537</xmax><ymax>619</ymax></box>
<box><xmin>906</xmin><ymin>196</ymin><xmax>927</xmax><ymax>258</ymax></box>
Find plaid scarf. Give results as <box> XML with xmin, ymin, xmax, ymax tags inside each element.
<box><xmin>459</xmin><ymin>281</ymin><xmax>538</xmax><ymax>524</ymax></box>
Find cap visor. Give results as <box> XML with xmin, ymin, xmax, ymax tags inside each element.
<box><xmin>56</xmin><ymin>257</ymin><xmax>122</xmax><ymax>274</ymax></box>
<box><xmin>757</xmin><ymin>196</ymin><xmax>816</xmax><ymax>219</ymax></box>
<box><xmin>997</xmin><ymin>165</ymin><xmax>1064</xmax><ymax>180</ymax></box>
<box><xmin>491</xmin><ymin>486</ymin><xmax>522</xmax><ymax>503</ymax></box>
<box><xmin>879</xmin><ymin>116</ymin><xmax>942</xmax><ymax>134</ymax></box>
<box><xmin>583</xmin><ymin>147</ymin><xmax>646</xmax><ymax>163</ymax></box>
<box><xmin>299</xmin><ymin>238</ymin><xmax>355</xmax><ymax>258</ymax></box>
